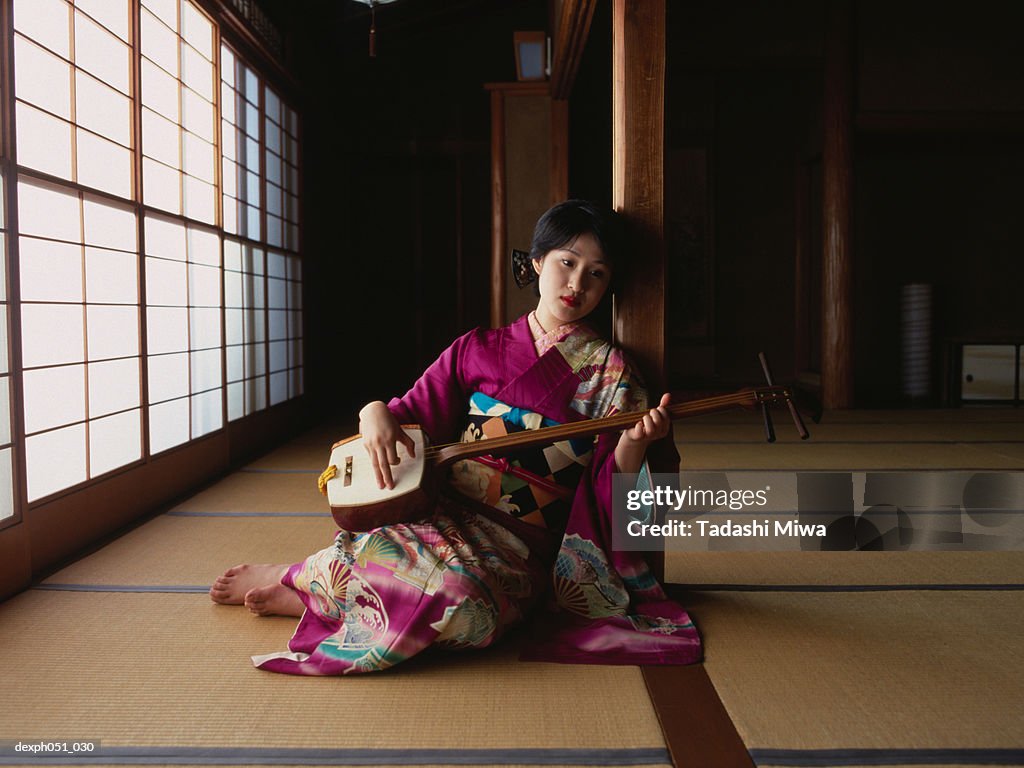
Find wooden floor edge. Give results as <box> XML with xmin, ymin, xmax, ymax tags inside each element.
<box><xmin>642</xmin><ymin>665</ymin><xmax>754</xmax><ymax>768</ymax></box>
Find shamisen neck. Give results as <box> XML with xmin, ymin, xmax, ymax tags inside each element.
<box><xmin>430</xmin><ymin>387</ymin><xmax>788</xmax><ymax>469</ymax></box>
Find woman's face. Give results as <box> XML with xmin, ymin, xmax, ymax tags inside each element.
<box><xmin>531</xmin><ymin>232</ymin><xmax>611</xmax><ymax>331</ymax></box>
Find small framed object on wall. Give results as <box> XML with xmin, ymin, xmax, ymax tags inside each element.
<box><xmin>514</xmin><ymin>31</ymin><xmax>547</xmax><ymax>81</ymax></box>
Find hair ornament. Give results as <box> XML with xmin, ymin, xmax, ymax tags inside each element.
<box><xmin>511</xmin><ymin>249</ymin><xmax>536</xmax><ymax>289</ymax></box>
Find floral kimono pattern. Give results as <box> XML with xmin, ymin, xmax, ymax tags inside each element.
<box><xmin>252</xmin><ymin>314</ymin><xmax>701</xmax><ymax>675</ymax></box>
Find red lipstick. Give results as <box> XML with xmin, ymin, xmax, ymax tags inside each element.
<box><xmin>560</xmin><ymin>295</ymin><xmax>580</xmax><ymax>308</ymax></box>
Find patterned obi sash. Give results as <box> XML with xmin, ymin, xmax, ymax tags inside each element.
<box><xmin>447</xmin><ymin>392</ymin><xmax>595</xmax><ymax>531</ymax></box>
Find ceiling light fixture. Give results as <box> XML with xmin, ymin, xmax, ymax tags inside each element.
<box><xmin>350</xmin><ymin>0</ymin><xmax>399</xmax><ymax>58</ymax></box>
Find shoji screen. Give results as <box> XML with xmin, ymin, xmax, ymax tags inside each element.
<box><xmin>2</xmin><ymin>0</ymin><xmax>302</xmax><ymax>518</ymax></box>
<box><xmin>18</xmin><ymin>180</ymin><xmax>141</xmax><ymax>502</ymax></box>
<box><xmin>139</xmin><ymin>0</ymin><xmax>217</xmax><ymax>223</ymax></box>
<box><xmin>145</xmin><ymin>214</ymin><xmax>222</xmax><ymax>454</ymax></box>
<box><xmin>224</xmin><ymin>240</ymin><xmax>266</xmax><ymax>420</ymax></box>
<box><xmin>13</xmin><ymin>0</ymin><xmax>133</xmax><ymax>198</ymax></box>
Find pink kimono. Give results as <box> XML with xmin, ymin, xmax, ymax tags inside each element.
<box><xmin>253</xmin><ymin>314</ymin><xmax>702</xmax><ymax>675</ymax></box>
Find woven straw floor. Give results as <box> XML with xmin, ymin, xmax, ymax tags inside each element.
<box><xmin>2</xmin><ymin>410</ymin><xmax>1023</xmax><ymax>767</ymax></box>
<box><xmin>666</xmin><ymin>408</ymin><xmax>1024</xmax><ymax>767</ymax></box>
<box><xmin>2</xmin><ymin>427</ymin><xmax>669</xmax><ymax>768</ymax></box>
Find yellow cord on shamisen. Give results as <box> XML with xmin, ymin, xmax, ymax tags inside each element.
<box><xmin>317</xmin><ymin>465</ymin><xmax>338</xmax><ymax>496</ymax></box>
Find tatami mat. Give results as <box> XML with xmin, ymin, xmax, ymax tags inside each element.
<box><xmin>755</xmin><ymin>762</ymin><xmax>1017</xmax><ymax>768</ymax></box>
<box><xmin>677</xmin><ymin>408</ymin><xmax>1024</xmax><ymax>470</ymax></box>
<box><xmin>685</xmin><ymin>589</ymin><xmax>1024</xmax><ymax>752</ymax></box>
<box><xmin>667</xmin><ymin>410</ymin><xmax>1023</xmax><ymax>590</ymax></box>
<box><xmin>169</xmin><ymin>471</ymin><xmax>326</xmax><ymax>513</ymax></box>
<box><xmin>242</xmin><ymin>442</ymin><xmax>330</xmax><ymax>470</ymax></box>
<box><xmin>680</xmin><ymin>421</ymin><xmax>1024</xmax><ymax>444</ymax></box>
<box><xmin>682</xmin><ymin>408</ymin><xmax>1024</xmax><ymax>425</ymax></box>
<box><xmin>679</xmin><ymin>441</ymin><xmax>1024</xmax><ymax>470</ymax></box>
<box><xmin>6</xmin><ymin>409</ymin><xmax>1024</xmax><ymax>768</ymax></box>
<box><xmin>6</xmin><ymin>428</ymin><xmax>671</xmax><ymax>767</ymax></box>
<box><xmin>0</xmin><ymin>591</ymin><xmax>665</xmax><ymax>751</ymax></box>
<box><xmin>664</xmin><ymin>550</ymin><xmax>1024</xmax><ymax>587</ymax></box>
<box><xmin>41</xmin><ymin>515</ymin><xmax>334</xmax><ymax>587</ymax></box>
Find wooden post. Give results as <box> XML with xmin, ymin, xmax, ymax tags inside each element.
<box><xmin>612</xmin><ymin>0</ymin><xmax>667</xmax><ymax>392</ymax></box>
<box><xmin>822</xmin><ymin>0</ymin><xmax>854</xmax><ymax>408</ymax></box>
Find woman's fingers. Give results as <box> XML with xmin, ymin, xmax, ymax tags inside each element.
<box><xmin>398</xmin><ymin>430</ymin><xmax>416</xmax><ymax>459</ymax></box>
<box><xmin>367</xmin><ymin>445</ymin><xmax>385</xmax><ymax>489</ymax></box>
<box><xmin>642</xmin><ymin>398</ymin><xmax>671</xmax><ymax>440</ymax></box>
<box><xmin>622</xmin><ymin>393</ymin><xmax>674</xmax><ymax>445</ymax></box>
<box><xmin>366</xmin><ymin>442</ymin><xmax>396</xmax><ymax>489</ymax></box>
<box><xmin>652</xmin><ymin>393</ymin><xmax>671</xmax><ymax>437</ymax></box>
<box><xmin>368</xmin><ymin>430</ymin><xmax>416</xmax><ymax>490</ymax></box>
<box><xmin>386</xmin><ymin>442</ymin><xmax>400</xmax><ymax>466</ymax></box>
<box><xmin>650</xmin><ymin>413</ymin><xmax>668</xmax><ymax>439</ymax></box>
<box><xmin>378</xmin><ymin>448</ymin><xmax>396</xmax><ymax>489</ymax></box>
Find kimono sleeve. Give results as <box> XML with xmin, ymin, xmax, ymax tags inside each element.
<box><xmin>386</xmin><ymin>330</ymin><xmax>478</xmax><ymax>445</ymax></box>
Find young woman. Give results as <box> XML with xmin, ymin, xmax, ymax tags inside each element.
<box><xmin>210</xmin><ymin>200</ymin><xmax>702</xmax><ymax>675</ymax></box>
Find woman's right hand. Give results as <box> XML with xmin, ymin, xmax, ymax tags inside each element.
<box><xmin>358</xmin><ymin>401</ymin><xmax>416</xmax><ymax>490</ymax></box>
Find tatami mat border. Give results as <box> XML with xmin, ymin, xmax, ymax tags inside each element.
<box><xmin>33</xmin><ymin>584</ymin><xmax>208</xmax><ymax>593</ymax></box>
<box><xmin>0</xmin><ymin>746</ymin><xmax>672</xmax><ymax>766</ymax></box>
<box><xmin>238</xmin><ymin>469</ymin><xmax>320</xmax><ymax>474</ymax></box>
<box><xmin>36</xmin><ymin>583</ymin><xmax>1024</xmax><ymax>594</ymax></box>
<box><xmin>165</xmin><ymin>511</ymin><xmax>332</xmax><ymax>517</ymax></box>
<box><xmin>677</xmin><ymin>466</ymin><xmax>1024</xmax><ymax>472</ymax></box>
<box><xmin>749</xmin><ymin>747</ymin><xmax>1024</xmax><ymax>766</ymax></box>
<box><xmin>35</xmin><ymin>583</ymin><xmax>1024</xmax><ymax>594</ymax></box>
<box><xmin>678</xmin><ymin>583</ymin><xmax>1024</xmax><ymax>592</ymax></box>
<box><xmin>682</xmin><ymin>440</ymin><xmax>1024</xmax><ymax>445</ymax></box>
<box><xmin>667</xmin><ymin>510</ymin><xmax>1010</xmax><ymax>517</ymax></box>
<box><xmin>678</xmin><ymin>414</ymin><xmax>1024</xmax><ymax>425</ymax></box>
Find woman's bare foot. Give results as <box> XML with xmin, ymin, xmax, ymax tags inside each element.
<box><xmin>244</xmin><ymin>583</ymin><xmax>305</xmax><ymax>617</ymax></box>
<box><xmin>209</xmin><ymin>563</ymin><xmax>289</xmax><ymax>605</ymax></box>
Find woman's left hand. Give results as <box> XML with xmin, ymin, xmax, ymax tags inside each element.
<box><xmin>614</xmin><ymin>393</ymin><xmax>672</xmax><ymax>475</ymax></box>
<box><xmin>622</xmin><ymin>393</ymin><xmax>672</xmax><ymax>445</ymax></box>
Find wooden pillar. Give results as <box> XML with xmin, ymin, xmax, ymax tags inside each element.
<box><xmin>822</xmin><ymin>0</ymin><xmax>854</xmax><ymax>408</ymax></box>
<box><xmin>612</xmin><ymin>0</ymin><xmax>667</xmax><ymax>391</ymax></box>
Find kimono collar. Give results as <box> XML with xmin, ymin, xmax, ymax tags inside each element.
<box><xmin>493</xmin><ymin>314</ymin><xmax>607</xmax><ymax>425</ymax></box>
<box><xmin>527</xmin><ymin>311</ymin><xmax>585</xmax><ymax>357</ymax></box>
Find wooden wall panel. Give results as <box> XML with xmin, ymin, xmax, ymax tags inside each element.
<box><xmin>0</xmin><ymin>523</ymin><xmax>31</xmax><ymax>601</ymax></box>
<box><xmin>488</xmin><ymin>83</ymin><xmax>569</xmax><ymax>329</ymax></box>
<box><xmin>505</xmin><ymin>93</ymin><xmax>553</xmax><ymax>324</ymax></box>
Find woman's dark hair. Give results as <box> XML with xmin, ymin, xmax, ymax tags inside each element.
<box><xmin>529</xmin><ymin>199</ymin><xmax>625</xmax><ymax>289</ymax></box>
